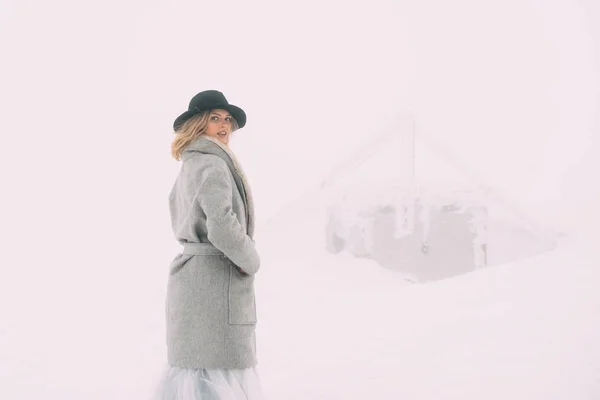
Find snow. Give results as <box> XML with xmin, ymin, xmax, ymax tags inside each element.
<box><xmin>257</xmin><ymin>234</ymin><xmax>600</xmax><ymax>400</ymax></box>
<box><xmin>1</xmin><ymin>1</ymin><xmax>599</xmax><ymax>399</ymax></box>
<box><xmin>1</xmin><ymin>205</ymin><xmax>599</xmax><ymax>399</ymax></box>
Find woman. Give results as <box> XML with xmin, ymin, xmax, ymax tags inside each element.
<box><xmin>155</xmin><ymin>90</ymin><xmax>264</xmax><ymax>399</ymax></box>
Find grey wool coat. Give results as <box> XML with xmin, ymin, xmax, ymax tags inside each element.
<box><xmin>166</xmin><ymin>135</ymin><xmax>260</xmax><ymax>369</ymax></box>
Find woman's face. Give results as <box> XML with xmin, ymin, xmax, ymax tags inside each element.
<box><xmin>204</xmin><ymin>109</ymin><xmax>234</xmax><ymax>146</ymax></box>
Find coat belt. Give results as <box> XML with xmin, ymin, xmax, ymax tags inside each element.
<box><xmin>182</xmin><ymin>242</ymin><xmax>224</xmax><ymax>256</ymax></box>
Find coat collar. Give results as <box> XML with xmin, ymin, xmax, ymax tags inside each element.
<box><xmin>182</xmin><ymin>136</ymin><xmax>256</xmax><ymax>237</ymax></box>
<box><xmin>183</xmin><ymin>135</ymin><xmax>231</xmax><ymax>162</ymax></box>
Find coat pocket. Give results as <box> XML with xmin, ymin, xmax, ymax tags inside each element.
<box><xmin>227</xmin><ymin>263</ymin><xmax>257</xmax><ymax>325</ymax></box>
<box><xmin>168</xmin><ymin>253</ymin><xmax>195</xmax><ymax>276</ymax></box>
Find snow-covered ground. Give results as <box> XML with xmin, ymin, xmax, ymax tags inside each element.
<box><xmin>1</xmin><ymin>210</ymin><xmax>598</xmax><ymax>399</ymax></box>
<box><xmin>256</xmin><ymin>235</ymin><xmax>600</xmax><ymax>400</ymax></box>
<box><xmin>0</xmin><ymin>2</ymin><xmax>598</xmax><ymax>398</ymax></box>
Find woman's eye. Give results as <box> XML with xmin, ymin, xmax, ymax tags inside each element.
<box><xmin>225</xmin><ymin>117</ymin><xmax>232</xmax><ymax>122</ymax></box>
<box><xmin>211</xmin><ymin>116</ymin><xmax>219</xmax><ymax>121</ymax></box>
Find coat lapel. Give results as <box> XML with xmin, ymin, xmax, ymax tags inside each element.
<box><xmin>184</xmin><ymin>136</ymin><xmax>256</xmax><ymax>237</ymax></box>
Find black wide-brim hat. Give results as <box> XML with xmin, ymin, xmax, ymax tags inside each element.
<box><xmin>173</xmin><ymin>90</ymin><xmax>247</xmax><ymax>131</ymax></box>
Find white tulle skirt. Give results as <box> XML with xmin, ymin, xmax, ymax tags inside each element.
<box><xmin>153</xmin><ymin>365</ymin><xmax>265</xmax><ymax>400</ymax></box>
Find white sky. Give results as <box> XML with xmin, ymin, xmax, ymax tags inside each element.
<box><xmin>1</xmin><ymin>5</ymin><xmax>599</xmax><ymax>399</ymax></box>
<box><xmin>0</xmin><ymin>0</ymin><xmax>599</xmax><ymax>257</ymax></box>
<box><xmin>1</xmin><ymin>5</ymin><xmax>599</xmax><ymax>397</ymax></box>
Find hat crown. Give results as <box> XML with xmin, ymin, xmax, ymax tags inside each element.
<box><xmin>188</xmin><ymin>90</ymin><xmax>229</xmax><ymax>111</ymax></box>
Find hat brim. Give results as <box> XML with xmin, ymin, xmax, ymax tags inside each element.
<box><xmin>173</xmin><ymin>104</ymin><xmax>246</xmax><ymax>131</ymax></box>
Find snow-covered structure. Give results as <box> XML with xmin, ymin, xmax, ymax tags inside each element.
<box><xmin>319</xmin><ymin>113</ymin><xmax>557</xmax><ymax>282</ymax></box>
<box><xmin>262</xmin><ymin>113</ymin><xmax>558</xmax><ymax>283</ymax></box>
<box><xmin>324</xmin><ymin>184</ymin><xmax>489</xmax><ymax>283</ymax></box>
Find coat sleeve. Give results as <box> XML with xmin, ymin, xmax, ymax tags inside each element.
<box><xmin>196</xmin><ymin>155</ymin><xmax>260</xmax><ymax>275</ymax></box>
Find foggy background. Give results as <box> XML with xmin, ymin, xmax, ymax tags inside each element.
<box><xmin>0</xmin><ymin>0</ymin><xmax>599</xmax><ymax>398</ymax></box>
<box><xmin>1</xmin><ymin>0</ymin><xmax>598</xmax><ymax>242</ymax></box>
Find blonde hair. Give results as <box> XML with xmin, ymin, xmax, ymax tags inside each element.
<box><xmin>170</xmin><ymin>111</ymin><xmax>239</xmax><ymax>160</ymax></box>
